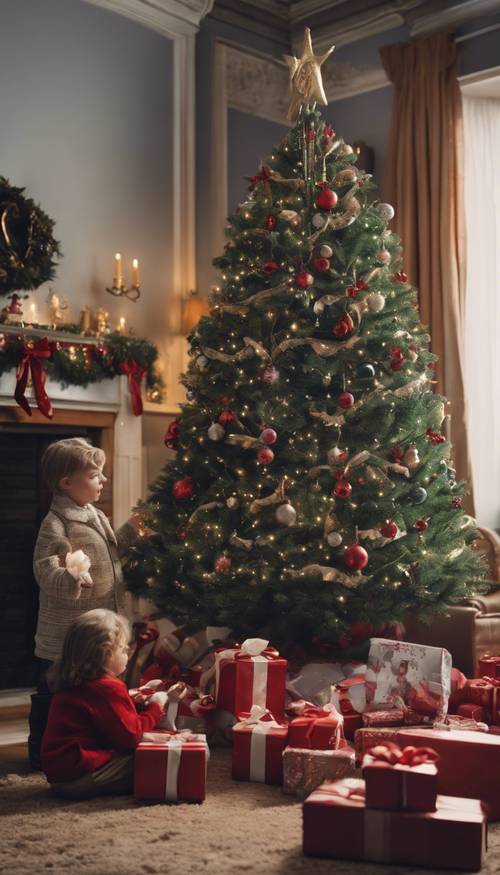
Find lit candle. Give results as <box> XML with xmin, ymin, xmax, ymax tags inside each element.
<box><xmin>117</xmin><ymin>316</ymin><xmax>126</xmax><ymax>334</ymax></box>
<box><xmin>29</xmin><ymin>301</ymin><xmax>37</xmax><ymax>324</ymax></box>
<box><xmin>132</xmin><ymin>258</ymin><xmax>140</xmax><ymax>287</ymax></box>
<box><xmin>114</xmin><ymin>253</ymin><xmax>122</xmax><ymax>288</ymax></box>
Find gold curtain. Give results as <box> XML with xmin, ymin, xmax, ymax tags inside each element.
<box><xmin>380</xmin><ymin>32</ymin><xmax>474</xmax><ymax>512</ymax></box>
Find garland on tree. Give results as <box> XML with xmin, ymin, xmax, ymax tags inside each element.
<box><xmin>0</xmin><ymin>325</ymin><xmax>162</xmax><ymax>418</ymax></box>
<box><xmin>0</xmin><ymin>177</ymin><xmax>61</xmax><ymax>296</ymax></box>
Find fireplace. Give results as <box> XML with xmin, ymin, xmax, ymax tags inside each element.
<box><xmin>0</xmin><ymin>372</ymin><xmax>142</xmax><ymax>689</ymax></box>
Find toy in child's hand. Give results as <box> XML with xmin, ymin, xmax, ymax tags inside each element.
<box><xmin>65</xmin><ymin>549</ymin><xmax>93</xmax><ymax>587</ymax></box>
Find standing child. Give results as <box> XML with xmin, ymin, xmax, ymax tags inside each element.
<box><xmin>42</xmin><ymin>609</ymin><xmax>167</xmax><ymax>798</ymax></box>
<box><xmin>29</xmin><ymin>437</ymin><xmax>144</xmax><ymax>769</ymax></box>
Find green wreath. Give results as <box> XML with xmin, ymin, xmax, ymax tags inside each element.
<box><xmin>0</xmin><ymin>177</ymin><xmax>61</xmax><ymax>296</ymax></box>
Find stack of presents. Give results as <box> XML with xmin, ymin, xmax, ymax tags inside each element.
<box><xmin>128</xmin><ymin>624</ymin><xmax>500</xmax><ymax>870</ymax></box>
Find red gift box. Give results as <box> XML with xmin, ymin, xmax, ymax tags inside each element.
<box><xmin>448</xmin><ymin>667</ymin><xmax>469</xmax><ymax>712</ymax></box>
<box><xmin>215</xmin><ymin>638</ymin><xmax>287</xmax><ymax>721</ymax></box>
<box><xmin>457</xmin><ymin>702</ymin><xmax>487</xmax><ymax>723</ymax></box>
<box><xmin>232</xmin><ymin>707</ymin><xmax>288</xmax><ymax>785</ymax></box>
<box><xmin>470</xmin><ymin>677</ymin><xmax>500</xmax><ymax>722</ymax></box>
<box><xmin>288</xmin><ymin>705</ymin><xmax>345</xmax><ymax>751</ymax></box>
<box><xmin>134</xmin><ymin>731</ymin><xmax>208</xmax><ymax>802</ymax></box>
<box><xmin>362</xmin><ymin>742</ymin><xmax>439</xmax><ymax>811</ymax></box>
<box><xmin>343</xmin><ymin>713</ymin><xmax>363</xmax><ymax>740</ymax></box>
<box><xmin>362</xmin><ymin>709</ymin><xmax>406</xmax><ymax>727</ymax></box>
<box><xmin>478</xmin><ymin>654</ymin><xmax>500</xmax><ymax>679</ymax></box>
<box><xmin>397</xmin><ymin>727</ymin><xmax>500</xmax><ymax>820</ymax></box>
<box><xmin>303</xmin><ymin>778</ymin><xmax>486</xmax><ymax>870</ymax></box>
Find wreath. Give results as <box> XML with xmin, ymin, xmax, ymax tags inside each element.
<box><xmin>0</xmin><ymin>177</ymin><xmax>61</xmax><ymax>296</ymax></box>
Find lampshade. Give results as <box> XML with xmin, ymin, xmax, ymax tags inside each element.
<box><xmin>182</xmin><ymin>290</ymin><xmax>209</xmax><ymax>333</ymax></box>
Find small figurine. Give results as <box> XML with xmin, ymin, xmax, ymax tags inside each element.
<box><xmin>47</xmin><ymin>289</ymin><xmax>69</xmax><ymax>327</ymax></box>
<box><xmin>79</xmin><ymin>306</ymin><xmax>93</xmax><ymax>336</ymax></box>
<box><xmin>0</xmin><ymin>292</ymin><xmax>28</xmax><ymax>323</ymax></box>
<box><xmin>93</xmin><ymin>307</ymin><xmax>110</xmax><ymax>336</ymax></box>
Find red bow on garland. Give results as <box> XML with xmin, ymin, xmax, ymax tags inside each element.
<box><xmin>15</xmin><ymin>337</ymin><xmax>54</xmax><ymax>419</ymax></box>
<box><xmin>119</xmin><ymin>358</ymin><xmax>146</xmax><ymax>416</ymax></box>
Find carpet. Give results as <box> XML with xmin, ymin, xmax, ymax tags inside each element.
<box><xmin>1</xmin><ymin>744</ymin><xmax>499</xmax><ymax>875</ymax></box>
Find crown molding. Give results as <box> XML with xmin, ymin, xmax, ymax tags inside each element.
<box><xmin>408</xmin><ymin>0</ymin><xmax>500</xmax><ymax>36</ymax></box>
<box><xmin>82</xmin><ymin>0</ymin><xmax>215</xmax><ymax>38</ymax></box>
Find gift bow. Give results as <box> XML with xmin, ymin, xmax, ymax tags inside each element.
<box><xmin>234</xmin><ymin>638</ymin><xmax>279</xmax><ymax>660</ymax></box>
<box><xmin>236</xmin><ymin>704</ymin><xmax>281</xmax><ymax>728</ymax></box>
<box><xmin>118</xmin><ymin>357</ymin><xmax>146</xmax><ymax>416</ymax></box>
<box><xmin>364</xmin><ymin>742</ymin><xmax>439</xmax><ymax>768</ymax></box>
<box><xmin>15</xmin><ymin>337</ymin><xmax>54</xmax><ymax>419</ymax></box>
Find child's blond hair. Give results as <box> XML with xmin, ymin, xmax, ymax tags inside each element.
<box><xmin>49</xmin><ymin>609</ymin><xmax>130</xmax><ymax>692</ymax></box>
<box><xmin>41</xmin><ymin>437</ymin><xmax>105</xmax><ymax>492</ymax></box>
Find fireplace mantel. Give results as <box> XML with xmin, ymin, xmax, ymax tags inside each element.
<box><xmin>0</xmin><ymin>371</ymin><xmax>142</xmax><ymax>527</ymax></box>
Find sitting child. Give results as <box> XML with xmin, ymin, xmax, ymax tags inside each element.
<box><xmin>29</xmin><ymin>436</ymin><xmax>144</xmax><ymax>769</ymax></box>
<box><xmin>42</xmin><ymin>608</ymin><xmax>167</xmax><ymax>799</ymax></box>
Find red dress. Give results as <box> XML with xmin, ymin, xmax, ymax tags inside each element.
<box><xmin>41</xmin><ymin>674</ymin><xmax>163</xmax><ymax>783</ymax></box>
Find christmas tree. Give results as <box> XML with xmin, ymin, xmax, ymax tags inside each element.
<box><xmin>126</xmin><ymin>29</ymin><xmax>485</xmax><ymax>655</ymax></box>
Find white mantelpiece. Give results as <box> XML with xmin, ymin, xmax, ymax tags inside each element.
<box><xmin>0</xmin><ymin>371</ymin><xmax>142</xmax><ymax>529</ymax></box>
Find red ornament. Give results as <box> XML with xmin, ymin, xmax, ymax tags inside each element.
<box><xmin>257</xmin><ymin>447</ymin><xmax>274</xmax><ymax>465</ymax></box>
<box><xmin>338</xmin><ymin>391</ymin><xmax>354</xmax><ymax>409</ymax></box>
<box><xmin>172</xmin><ymin>478</ymin><xmax>194</xmax><ymax>500</ymax></box>
<box><xmin>426</xmin><ymin>428</ymin><xmax>446</xmax><ymax>444</ymax></box>
<box><xmin>260</xmin><ymin>427</ymin><xmax>277</xmax><ymax>445</ymax></box>
<box><xmin>415</xmin><ymin>518</ymin><xmax>428</xmax><ymax>532</ymax></box>
<box><xmin>333</xmin><ymin>479</ymin><xmax>352</xmax><ymax>499</ymax></box>
<box><xmin>214</xmin><ymin>555</ymin><xmax>231</xmax><ymax>574</ymax></box>
<box><xmin>295</xmin><ymin>271</ymin><xmax>314</xmax><ymax>289</ymax></box>
<box><xmin>390</xmin><ymin>347</ymin><xmax>405</xmax><ymax>371</ymax></box>
<box><xmin>312</xmin><ymin>256</ymin><xmax>330</xmax><ymax>273</ymax></box>
<box><xmin>177</xmin><ymin>526</ymin><xmax>188</xmax><ymax>541</ymax></box>
<box><xmin>264</xmin><ymin>214</ymin><xmax>277</xmax><ymax>231</ymax></box>
<box><xmin>394</xmin><ymin>271</ymin><xmax>408</xmax><ymax>283</ymax></box>
<box><xmin>347</xmin><ymin>280</ymin><xmax>368</xmax><ymax>298</ymax></box>
<box><xmin>218</xmin><ymin>409</ymin><xmax>236</xmax><ymax>426</ymax></box>
<box><xmin>452</xmin><ymin>496</ymin><xmax>463</xmax><ymax>509</ymax></box>
<box><xmin>344</xmin><ymin>543</ymin><xmax>369</xmax><ymax>571</ymax></box>
<box><xmin>332</xmin><ymin>312</ymin><xmax>354</xmax><ymax>339</ymax></box>
<box><xmin>380</xmin><ymin>521</ymin><xmax>398</xmax><ymax>540</ymax></box>
<box><xmin>391</xmin><ymin>447</ymin><xmax>404</xmax><ymax>463</ymax></box>
<box><xmin>356</xmin><ymin>476</ymin><xmax>365</xmax><ymax>485</ymax></box>
<box><xmin>164</xmin><ymin>419</ymin><xmax>180</xmax><ymax>450</ymax></box>
<box><xmin>218</xmin><ymin>393</ymin><xmax>233</xmax><ymax>407</ymax></box>
<box><xmin>316</xmin><ymin>188</ymin><xmax>338</xmax><ymax>210</ymax></box>
<box><xmin>263</xmin><ymin>260</ymin><xmax>278</xmax><ymax>275</ymax></box>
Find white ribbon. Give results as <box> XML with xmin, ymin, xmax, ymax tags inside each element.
<box><xmin>234</xmin><ymin>705</ymin><xmax>282</xmax><ymax>782</ymax></box>
<box><xmin>164</xmin><ymin>738</ymin><xmax>183</xmax><ymax>802</ymax></box>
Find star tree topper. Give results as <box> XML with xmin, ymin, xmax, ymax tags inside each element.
<box><xmin>284</xmin><ymin>27</ymin><xmax>335</xmax><ymax>122</ymax></box>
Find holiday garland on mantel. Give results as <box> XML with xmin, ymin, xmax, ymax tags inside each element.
<box><xmin>0</xmin><ymin>323</ymin><xmax>162</xmax><ymax>418</ymax></box>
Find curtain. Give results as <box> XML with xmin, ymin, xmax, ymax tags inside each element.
<box><xmin>380</xmin><ymin>32</ymin><xmax>473</xmax><ymax>512</ymax></box>
<box><xmin>462</xmin><ymin>96</ymin><xmax>500</xmax><ymax>529</ymax></box>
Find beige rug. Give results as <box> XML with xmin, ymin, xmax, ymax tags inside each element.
<box><xmin>1</xmin><ymin>744</ymin><xmax>499</xmax><ymax>875</ymax></box>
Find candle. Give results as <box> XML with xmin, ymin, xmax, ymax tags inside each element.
<box><xmin>114</xmin><ymin>253</ymin><xmax>122</xmax><ymax>288</ymax></box>
<box><xmin>132</xmin><ymin>258</ymin><xmax>140</xmax><ymax>287</ymax></box>
<box><xmin>117</xmin><ymin>316</ymin><xmax>126</xmax><ymax>334</ymax></box>
<box><xmin>29</xmin><ymin>301</ymin><xmax>37</xmax><ymax>324</ymax></box>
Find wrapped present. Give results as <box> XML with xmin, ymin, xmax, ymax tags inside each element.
<box><xmin>362</xmin><ymin>742</ymin><xmax>439</xmax><ymax>811</ymax></box>
<box><xmin>478</xmin><ymin>654</ymin><xmax>500</xmax><ymax>679</ymax></box>
<box><xmin>457</xmin><ymin>702</ymin><xmax>488</xmax><ymax>723</ymax></box>
<box><xmin>362</xmin><ymin>709</ymin><xmax>406</xmax><ymax>727</ymax></box>
<box><xmin>365</xmin><ymin>638</ymin><xmax>451</xmax><ymax>721</ymax></box>
<box><xmin>330</xmin><ymin>674</ymin><xmax>366</xmax><ymax>716</ymax></box>
<box><xmin>470</xmin><ymin>677</ymin><xmax>500</xmax><ymax>721</ymax></box>
<box><xmin>288</xmin><ymin>703</ymin><xmax>345</xmax><ymax>750</ymax></box>
<box><xmin>354</xmin><ymin>727</ymin><xmax>401</xmax><ymax>764</ymax></box>
<box><xmin>303</xmin><ymin>778</ymin><xmax>486</xmax><ymax>870</ymax></box>
<box><xmin>134</xmin><ymin>731</ymin><xmax>208</xmax><ymax>802</ymax></box>
<box><xmin>434</xmin><ymin>714</ymin><xmax>489</xmax><ymax>733</ymax></box>
<box><xmin>397</xmin><ymin>727</ymin><xmax>500</xmax><ymax>820</ymax></box>
<box><xmin>232</xmin><ymin>705</ymin><xmax>288</xmax><ymax>785</ymax></box>
<box><xmin>286</xmin><ymin>661</ymin><xmax>364</xmax><ymax>707</ymax></box>
<box><xmin>283</xmin><ymin>745</ymin><xmax>355</xmax><ymax>799</ymax></box>
<box><xmin>342</xmin><ymin>713</ymin><xmax>364</xmax><ymax>741</ymax></box>
<box><xmin>215</xmin><ymin>638</ymin><xmax>287</xmax><ymax>720</ymax></box>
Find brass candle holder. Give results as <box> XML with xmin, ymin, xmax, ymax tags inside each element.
<box><xmin>105</xmin><ymin>281</ymin><xmax>141</xmax><ymax>303</ymax></box>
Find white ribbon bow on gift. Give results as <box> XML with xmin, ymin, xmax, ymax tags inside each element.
<box><xmin>234</xmin><ymin>704</ymin><xmax>283</xmax><ymax>782</ymax></box>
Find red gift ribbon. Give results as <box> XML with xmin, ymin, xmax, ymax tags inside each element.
<box><xmin>119</xmin><ymin>357</ymin><xmax>146</xmax><ymax>415</ymax></box>
<box><xmin>366</xmin><ymin>742</ymin><xmax>439</xmax><ymax>768</ymax></box>
<box><xmin>15</xmin><ymin>337</ymin><xmax>54</xmax><ymax>419</ymax></box>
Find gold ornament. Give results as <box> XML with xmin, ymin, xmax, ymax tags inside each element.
<box><xmin>284</xmin><ymin>28</ymin><xmax>335</xmax><ymax>122</ymax></box>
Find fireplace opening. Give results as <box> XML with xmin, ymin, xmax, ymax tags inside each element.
<box><xmin>0</xmin><ymin>422</ymin><xmax>112</xmax><ymax>689</ymax></box>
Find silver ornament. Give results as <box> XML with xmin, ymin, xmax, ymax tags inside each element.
<box><xmin>367</xmin><ymin>292</ymin><xmax>385</xmax><ymax>312</ymax></box>
<box><xmin>208</xmin><ymin>422</ymin><xmax>225</xmax><ymax>441</ymax></box>
<box><xmin>327</xmin><ymin>531</ymin><xmax>343</xmax><ymax>547</ymax></box>
<box><xmin>319</xmin><ymin>244</ymin><xmax>333</xmax><ymax>258</ymax></box>
<box><xmin>327</xmin><ymin>446</ymin><xmax>346</xmax><ymax>465</ymax></box>
<box><xmin>226</xmin><ymin>496</ymin><xmax>239</xmax><ymax>509</ymax></box>
<box><xmin>377</xmin><ymin>249</ymin><xmax>392</xmax><ymax>264</ymax></box>
<box><xmin>275</xmin><ymin>503</ymin><xmax>297</xmax><ymax>526</ymax></box>
<box><xmin>197</xmin><ymin>355</ymin><xmax>208</xmax><ymax>370</ymax></box>
<box><xmin>377</xmin><ymin>203</ymin><xmax>395</xmax><ymax>222</ymax></box>
<box><xmin>312</xmin><ymin>213</ymin><xmax>327</xmax><ymax>230</ymax></box>
<box><xmin>313</xmin><ymin>300</ymin><xmax>325</xmax><ymax>316</ymax></box>
<box><xmin>322</xmin><ymin>374</ymin><xmax>332</xmax><ymax>386</ymax></box>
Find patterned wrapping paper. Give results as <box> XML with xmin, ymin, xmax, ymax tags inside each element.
<box><xmin>283</xmin><ymin>745</ymin><xmax>356</xmax><ymax>799</ymax></box>
<box><xmin>354</xmin><ymin>727</ymin><xmax>401</xmax><ymax>764</ymax></box>
<box><xmin>365</xmin><ymin>638</ymin><xmax>452</xmax><ymax>722</ymax></box>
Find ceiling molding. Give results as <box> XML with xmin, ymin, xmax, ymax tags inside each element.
<box><xmin>224</xmin><ymin>43</ymin><xmax>389</xmax><ymax>126</ymax></box>
<box><xmin>82</xmin><ymin>0</ymin><xmax>215</xmax><ymax>38</ymax></box>
<box><xmin>408</xmin><ymin>0</ymin><xmax>500</xmax><ymax>35</ymax></box>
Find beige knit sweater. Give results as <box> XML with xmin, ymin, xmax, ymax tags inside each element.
<box><xmin>33</xmin><ymin>495</ymin><xmax>138</xmax><ymax>661</ymax></box>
